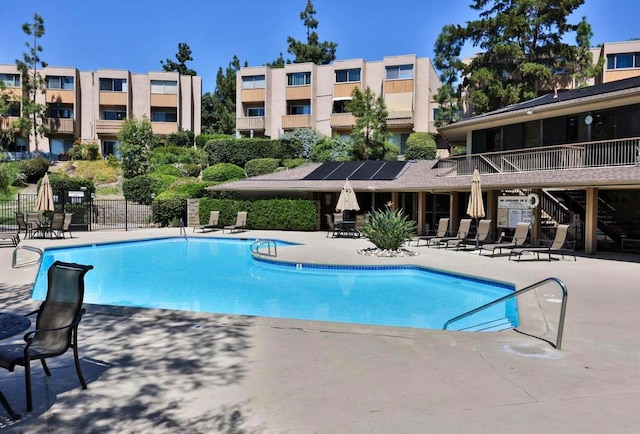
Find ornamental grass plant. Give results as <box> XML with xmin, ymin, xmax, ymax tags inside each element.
<box><xmin>359</xmin><ymin>207</ymin><xmax>416</xmax><ymax>251</ymax></box>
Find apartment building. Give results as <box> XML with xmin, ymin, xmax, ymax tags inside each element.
<box><xmin>235</xmin><ymin>55</ymin><xmax>440</xmax><ymax>154</ymax></box>
<box><xmin>0</xmin><ymin>65</ymin><xmax>201</xmax><ymax>156</ymax></box>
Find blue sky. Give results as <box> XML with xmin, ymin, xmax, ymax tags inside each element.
<box><xmin>1</xmin><ymin>0</ymin><xmax>638</xmax><ymax>93</ymax></box>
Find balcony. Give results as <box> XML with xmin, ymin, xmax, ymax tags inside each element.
<box><xmin>437</xmin><ymin>137</ymin><xmax>640</xmax><ymax>176</ymax></box>
<box><xmin>95</xmin><ymin>120</ymin><xmax>124</xmax><ymax>135</ymax></box>
<box><xmin>282</xmin><ymin>115</ymin><xmax>311</xmax><ymax>130</ymax></box>
<box><xmin>151</xmin><ymin>122</ymin><xmax>179</xmax><ymax>135</ymax></box>
<box><xmin>386</xmin><ymin>110</ymin><xmax>414</xmax><ymax>127</ymax></box>
<box><xmin>330</xmin><ymin>113</ymin><xmax>356</xmax><ymax>128</ymax></box>
<box><xmin>46</xmin><ymin>118</ymin><xmax>75</xmax><ymax>134</ymax></box>
<box><xmin>0</xmin><ymin>117</ymin><xmax>20</xmax><ymax>132</ymax></box>
<box><xmin>236</xmin><ymin>117</ymin><xmax>265</xmax><ymax>131</ymax></box>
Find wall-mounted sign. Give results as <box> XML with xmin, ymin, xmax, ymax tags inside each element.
<box><xmin>498</xmin><ymin>196</ymin><xmax>533</xmax><ymax>228</ymax></box>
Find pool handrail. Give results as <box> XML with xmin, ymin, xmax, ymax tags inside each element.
<box><xmin>12</xmin><ymin>245</ymin><xmax>43</xmax><ymax>268</ymax></box>
<box><xmin>250</xmin><ymin>239</ymin><xmax>278</xmax><ymax>257</ymax></box>
<box><xmin>442</xmin><ymin>277</ymin><xmax>568</xmax><ymax>349</ymax></box>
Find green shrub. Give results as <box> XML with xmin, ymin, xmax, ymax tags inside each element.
<box><xmin>202</xmin><ymin>163</ymin><xmax>245</xmax><ymax>182</ymax></box>
<box><xmin>122</xmin><ymin>174</ymin><xmax>177</xmax><ymax>204</ymax></box>
<box><xmin>48</xmin><ymin>173</ymin><xmax>96</xmax><ymax>197</ymax></box>
<box><xmin>153</xmin><ymin>164</ymin><xmax>184</xmax><ymax>177</ymax></box>
<box><xmin>84</xmin><ymin>142</ymin><xmax>101</xmax><ymax>160</ymax></box>
<box><xmin>106</xmin><ymin>154</ymin><xmax>120</xmax><ymax>166</ymax></box>
<box><xmin>156</xmin><ymin>179</ymin><xmax>208</xmax><ymax>200</ymax></box>
<box><xmin>19</xmin><ymin>157</ymin><xmax>50</xmax><ymax>183</ymax></box>
<box><xmin>198</xmin><ymin>198</ymin><xmax>317</xmax><ymax>230</ymax></box>
<box><xmin>245</xmin><ymin>158</ymin><xmax>280</xmax><ymax>177</ymax></box>
<box><xmin>150</xmin><ymin>146</ymin><xmax>207</xmax><ymax>166</ymax></box>
<box><xmin>196</xmin><ymin>133</ymin><xmax>233</xmax><ymax>148</ymax></box>
<box><xmin>383</xmin><ymin>142</ymin><xmax>400</xmax><ymax>161</ymax></box>
<box><xmin>281</xmin><ymin>128</ymin><xmax>325</xmax><ymax>159</ymax></box>
<box><xmin>178</xmin><ymin>163</ymin><xmax>201</xmax><ymax>178</ymax></box>
<box><xmin>0</xmin><ymin>164</ymin><xmax>10</xmax><ymax>194</ymax></box>
<box><xmin>165</xmin><ymin>130</ymin><xmax>194</xmax><ymax>147</ymax></box>
<box><xmin>204</xmin><ymin>138</ymin><xmax>302</xmax><ymax>167</ymax></box>
<box><xmin>283</xmin><ymin>158</ymin><xmax>306</xmax><ymax>169</ymax></box>
<box><xmin>309</xmin><ymin>137</ymin><xmax>351</xmax><ymax>162</ymax></box>
<box><xmin>152</xmin><ymin>198</ymin><xmax>186</xmax><ymax>227</ymax></box>
<box><xmin>405</xmin><ymin>132</ymin><xmax>437</xmax><ymax>160</ymax></box>
<box><xmin>359</xmin><ymin>208</ymin><xmax>416</xmax><ymax>251</ymax></box>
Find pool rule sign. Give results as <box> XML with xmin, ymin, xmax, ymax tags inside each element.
<box><xmin>497</xmin><ymin>195</ymin><xmax>537</xmax><ymax>228</ymax></box>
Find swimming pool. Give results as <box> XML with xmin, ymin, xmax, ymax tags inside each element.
<box><xmin>33</xmin><ymin>237</ymin><xmax>518</xmax><ymax>331</ymax></box>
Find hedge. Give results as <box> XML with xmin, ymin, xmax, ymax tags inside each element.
<box><xmin>195</xmin><ymin>133</ymin><xmax>233</xmax><ymax>148</ymax></box>
<box><xmin>152</xmin><ymin>198</ymin><xmax>185</xmax><ymax>227</ymax></box>
<box><xmin>48</xmin><ymin>173</ymin><xmax>96</xmax><ymax>197</ymax></box>
<box><xmin>123</xmin><ymin>174</ymin><xmax>178</xmax><ymax>205</ymax></box>
<box><xmin>203</xmin><ymin>138</ymin><xmax>302</xmax><ymax>167</ymax></box>
<box><xmin>202</xmin><ymin>163</ymin><xmax>245</xmax><ymax>182</ymax></box>
<box><xmin>198</xmin><ymin>198</ymin><xmax>318</xmax><ymax>230</ymax></box>
<box><xmin>244</xmin><ymin>158</ymin><xmax>280</xmax><ymax>177</ymax></box>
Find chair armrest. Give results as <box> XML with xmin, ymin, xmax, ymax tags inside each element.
<box><xmin>563</xmin><ymin>240</ymin><xmax>576</xmax><ymax>251</ymax></box>
<box><xmin>23</xmin><ymin>308</ymin><xmax>85</xmax><ymax>343</ymax></box>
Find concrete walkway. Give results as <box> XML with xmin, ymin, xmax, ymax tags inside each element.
<box><xmin>1</xmin><ymin>228</ymin><xmax>639</xmax><ymax>433</ymax></box>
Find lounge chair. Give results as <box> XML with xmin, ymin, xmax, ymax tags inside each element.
<box><xmin>0</xmin><ymin>232</ymin><xmax>20</xmax><ymax>247</ymax></box>
<box><xmin>453</xmin><ymin>219</ymin><xmax>492</xmax><ymax>250</ymax></box>
<box><xmin>429</xmin><ymin>219</ymin><xmax>472</xmax><ymax>248</ymax></box>
<box><xmin>223</xmin><ymin>211</ymin><xmax>248</xmax><ymax>233</ymax></box>
<box><xmin>194</xmin><ymin>211</ymin><xmax>221</xmax><ymax>233</ymax></box>
<box><xmin>479</xmin><ymin>222</ymin><xmax>530</xmax><ymax>257</ymax></box>
<box><xmin>411</xmin><ymin>218</ymin><xmax>450</xmax><ymax>247</ymax></box>
<box><xmin>0</xmin><ymin>261</ymin><xmax>93</xmax><ymax>412</ymax></box>
<box><xmin>509</xmin><ymin>224</ymin><xmax>576</xmax><ymax>261</ymax></box>
<box><xmin>62</xmin><ymin>213</ymin><xmax>73</xmax><ymax>238</ymax></box>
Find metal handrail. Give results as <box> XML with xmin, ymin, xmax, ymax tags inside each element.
<box><xmin>179</xmin><ymin>218</ymin><xmax>187</xmax><ymax>239</ymax></box>
<box><xmin>443</xmin><ymin>277</ymin><xmax>568</xmax><ymax>349</ymax></box>
<box><xmin>250</xmin><ymin>239</ymin><xmax>278</xmax><ymax>257</ymax></box>
<box><xmin>12</xmin><ymin>245</ymin><xmax>43</xmax><ymax>268</ymax></box>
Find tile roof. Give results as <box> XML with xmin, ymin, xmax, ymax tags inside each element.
<box><xmin>207</xmin><ymin>161</ymin><xmax>640</xmax><ymax>193</ymax></box>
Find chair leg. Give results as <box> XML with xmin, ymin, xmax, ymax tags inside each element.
<box><xmin>72</xmin><ymin>344</ymin><xmax>87</xmax><ymax>390</ymax></box>
<box><xmin>41</xmin><ymin>359</ymin><xmax>51</xmax><ymax>377</ymax></box>
<box><xmin>25</xmin><ymin>358</ymin><xmax>33</xmax><ymax>412</ymax></box>
<box><xmin>0</xmin><ymin>390</ymin><xmax>21</xmax><ymax>420</ymax></box>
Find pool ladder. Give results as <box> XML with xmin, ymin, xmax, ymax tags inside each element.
<box><xmin>12</xmin><ymin>245</ymin><xmax>43</xmax><ymax>268</ymax></box>
<box><xmin>442</xmin><ymin>277</ymin><xmax>568</xmax><ymax>349</ymax></box>
<box><xmin>250</xmin><ymin>239</ymin><xmax>278</xmax><ymax>257</ymax></box>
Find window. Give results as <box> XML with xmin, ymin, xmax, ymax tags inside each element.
<box><xmin>335</xmin><ymin>68</ymin><xmax>361</xmax><ymax>83</ymax></box>
<box><xmin>47</xmin><ymin>104</ymin><xmax>74</xmax><ymax>118</ymax></box>
<box><xmin>151</xmin><ymin>109</ymin><xmax>177</xmax><ymax>122</ymax></box>
<box><xmin>102</xmin><ymin>140</ymin><xmax>120</xmax><ymax>157</ymax></box>
<box><xmin>150</xmin><ymin>80</ymin><xmax>177</xmax><ymax>94</ymax></box>
<box><xmin>102</xmin><ymin>108</ymin><xmax>126</xmax><ymax>120</ymax></box>
<box><xmin>287</xmin><ymin>72</ymin><xmax>311</xmax><ymax>86</ymax></box>
<box><xmin>242</xmin><ymin>75</ymin><xmax>265</xmax><ymax>89</ymax></box>
<box><xmin>247</xmin><ymin>107</ymin><xmax>265</xmax><ymax>117</ymax></box>
<box><xmin>385</xmin><ymin>64</ymin><xmax>413</xmax><ymax>80</ymax></box>
<box><xmin>288</xmin><ymin>104</ymin><xmax>310</xmax><ymax>115</ymax></box>
<box><xmin>607</xmin><ymin>53</ymin><xmax>640</xmax><ymax>70</ymax></box>
<box><xmin>332</xmin><ymin>100</ymin><xmax>350</xmax><ymax>113</ymax></box>
<box><xmin>46</xmin><ymin>76</ymin><xmax>74</xmax><ymax>89</ymax></box>
<box><xmin>0</xmin><ymin>74</ymin><xmax>20</xmax><ymax>88</ymax></box>
<box><xmin>3</xmin><ymin>103</ymin><xmax>20</xmax><ymax>117</ymax></box>
<box><xmin>99</xmin><ymin>78</ymin><xmax>127</xmax><ymax>92</ymax></box>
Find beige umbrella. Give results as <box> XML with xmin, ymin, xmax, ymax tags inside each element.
<box><xmin>336</xmin><ymin>180</ymin><xmax>360</xmax><ymax>218</ymax></box>
<box><xmin>35</xmin><ymin>173</ymin><xmax>55</xmax><ymax>214</ymax></box>
<box><xmin>467</xmin><ymin>168</ymin><xmax>485</xmax><ymax>248</ymax></box>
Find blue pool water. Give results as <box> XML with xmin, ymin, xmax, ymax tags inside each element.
<box><xmin>33</xmin><ymin>237</ymin><xmax>518</xmax><ymax>331</ymax></box>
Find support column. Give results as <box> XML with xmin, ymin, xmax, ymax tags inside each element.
<box><xmin>486</xmin><ymin>190</ymin><xmax>499</xmax><ymax>240</ymax></box>
<box><xmin>531</xmin><ymin>188</ymin><xmax>543</xmax><ymax>246</ymax></box>
<box><xmin>584</xmin><ymin>187</ymin><xmax>598</xmax><ymax>254</ymax></box>
<box><xmin>391</xmin><ymin>192</ymin><xmax>400</xmax><ymax>210</ymax></box>
<box><xmin>417</xmin><ymin>191</ymin><xmax>426</xmax><ymax>235</ymax></box>
<box><xmin>449</xmin><ymin>192</ymin><xmax>460</xmax><ymax>232</ymax></box>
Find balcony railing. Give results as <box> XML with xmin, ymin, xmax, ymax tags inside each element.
<box><xmin>282</xmin><ymin>114</ymin><xmax>311</xmax><ymax>129</ymax></box>
<box><xmin>0</xmin><ymin>116</ymin><xmax>20</xmax><ymax>132</ymax></box>
<box><xmin>330</xmin><ymin>113</ymin><xmax>356</xmax><ymax>128</ymax></box>
<box><xmin>46</xmin><ymin>118</ymin><xmax>75</xmax><ymax>134</ymax></box>
<box><xmin>151</xmin><ymin>122</ymin><xmax>178</xmax><ymax>135</ymax></box>
<box><xmin>438</xmin><ymin>137</ymin><xmax>640</xmax><ymax>176</ymax></box>
<box><xmin>386</xmin><ymin>110</ymin><xmax>413</xmax><ymax>126</ymax></box>
<box><xmin>95</xmin><ymin>120</ymin><xmax>124</xmax><ymax>135</ymax></box>
<box><xmin>236</xmin><ymin>116</ymin><xmax>265</xmax><ymax>131</ymax></box>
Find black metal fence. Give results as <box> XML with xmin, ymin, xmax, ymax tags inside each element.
<box><xmin>0</xmin><ymin>194</ymin><xmax>155</xmax><ymax>232</ymax></box>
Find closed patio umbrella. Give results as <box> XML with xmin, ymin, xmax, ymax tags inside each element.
<box><xmin>35</xmin><ymin>173</ymin><xmax>55</xmax><ymax>214</ymax></box>
<box><xmin>336</xmin><ymin>180</ymin><xmax>360</xmax><ymax>218</ymax></box>
<box><xmin>466</xmin><ymin>168</ymin><xmax>485</xmax><ymax>248</ymax></box>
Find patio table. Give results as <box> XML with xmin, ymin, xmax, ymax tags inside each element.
<box><xmin>31</xmin><ymin>220</ymin><xmax>52</xmax><ymax>239</ymax></box>
<box><xmin>0</xmin><ymin>312</ymin><xmax>31</xmax><ymax>419</ymax></box>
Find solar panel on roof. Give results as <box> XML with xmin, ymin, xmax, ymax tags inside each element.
<box><xmin>303</xmin><ymin>162</ymin><xmax>342</xmax><ymax>180</ymax></box>
<box><xmin>349</xmin><ymin>161</ymin><xmax>386</xmax><ymax>180</ymax></box>
<box><xmin>372</xmin><ymin>161</ymin><xmax>408</xmax><ymax>180</ymax></box>
<box><xmin>325</xmin><ymin>161</ymin><xmax>364</xmax><ymax>180</ymax></box>
<box><xmin>303</xmin><ymin>161</ymin><xmax>408</xmax><ymax>181</ymax></box>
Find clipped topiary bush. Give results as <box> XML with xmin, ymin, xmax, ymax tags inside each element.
<box><xmin>123</xmin><ymin>174</ymin><xmax>177</xmax><ymax>204</ymax></box>
<box><xmin>283</xmin><ymin>158</ymin><xmax>306</xmax><ymax>169</ymax></box>
<box><xmin>165</xmin><ymin>130</ymin><xmax>194</xmax><ymax>147</ymax></box>
<box><xmin>404</xmin><ymin>132</ymin><xmax>437</xmax><ymax>160</ymax></box>
<box><xmin>153</xmin><ymin>164</ymin><xmax>184</xmax><ymax>177</ymax></box>
<box><xmin>156</xmin><ymin>179</ymin><xmax>208</xmax><ymax>200</ymax></box>
<box><xmin>195</xmin><ymin>133</ymin><xmax>233</xmax><ymax>148</ymax></box>
<box><xmin>178</xmin><ymin>163</ymin><xmax>202</xmax><ymax>178</ymax></box>
<box><xmin>245</xmin><ymin>158</ymin><xmax>280</xmax><ymax>177</ymax></box>
<box><xmin>201</xmin><ymin>163</ymin><xmax>245</xmax><ymax>183</ymax></box>
<box><xmin>19</xmin><ymin>157</ymin><xmax>50</xmax><ymax>183</ymax></box>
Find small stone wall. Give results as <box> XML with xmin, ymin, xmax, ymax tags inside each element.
<box><xmin>186</xmin><ymin>199</ymin><xmax>199</xmax><ymax>227</ymax></box>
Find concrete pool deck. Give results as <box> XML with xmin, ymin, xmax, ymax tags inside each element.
<box><xmin>1</xmin><ymin>228</ymin><xmax>639</xmax><ymax>433</ymax></box>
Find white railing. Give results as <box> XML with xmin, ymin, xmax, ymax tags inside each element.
<box><xmin>438</xmin><ymin>137</ymin><xmax>640</xmax><ymax>176</ymax></box>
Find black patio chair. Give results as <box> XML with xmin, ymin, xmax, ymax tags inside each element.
<box><xmin>0</xmin><ymin>261</ymin><xmax>93</xmax><ymax>412</ymax></box>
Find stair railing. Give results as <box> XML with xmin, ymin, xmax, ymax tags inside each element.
<box><xmin>443</xmin><ymin>277</ymin><xmax>568</xmax><ymax>349</ymax></box>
